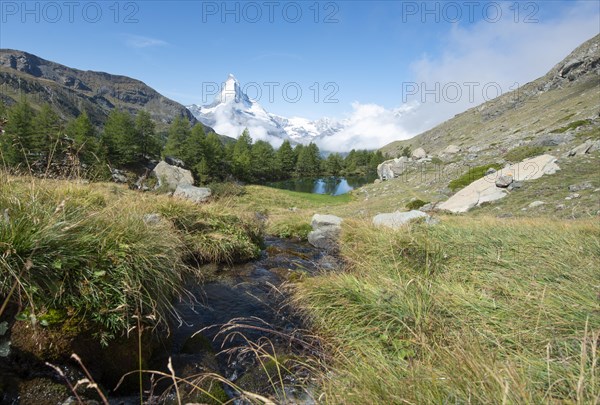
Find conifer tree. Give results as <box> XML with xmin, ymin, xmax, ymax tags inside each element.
<box><xmin>163</xmin><ymin>116</ymin><xmax>191</xmax><ymax>160</ymax></box>
<box><xmin>2</xmin><ymin>98</ymin><xmax>36</xmax><ymax>165</ymax></box>
<box><xmin>276</xmin><ymin>139</ymin><xmax>296</xmax><ymax>178</ymax></box>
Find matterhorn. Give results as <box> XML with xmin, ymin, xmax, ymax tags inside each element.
<box><xmin>187</xmin><ymin>74</ymin><xmax>342</xmax><ymax>147</ymax></box>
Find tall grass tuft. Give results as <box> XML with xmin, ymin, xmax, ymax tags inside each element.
<box><xmin>293</xmin><ymin>216</ymin><xmax>600</xmax><ymax>403</ymax></box>
<box><xmin>0</xmin><ymin>174</ymin><xmax>264</xmax><ymax>342</ymax></box>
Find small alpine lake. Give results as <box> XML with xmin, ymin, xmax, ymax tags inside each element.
<box><xmin>266</xmin><ymin>175</ymin><xmax>377</xmax><ymax>196</ymax></box>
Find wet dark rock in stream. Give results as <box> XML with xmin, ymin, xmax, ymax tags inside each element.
<box><xmin>0</xmin><ymin>237</ymin><xmax>337</xmax><ymax>404</ymax></box>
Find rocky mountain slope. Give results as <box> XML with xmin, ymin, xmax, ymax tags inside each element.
<box><xmin>380</xmin><ymin>34</ymin><xmax>600</xmax><ymax>158</ymax></box>
<box><xmin>361</xmin><ymin>34</ymin><xmax>600</xmax><ymax>220</ymax></box>
<box><xmin>0</xmin><ymin>49</ymin><xmax>201</xmax><ymax>130</ymax></box>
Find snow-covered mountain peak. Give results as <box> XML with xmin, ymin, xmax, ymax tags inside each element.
<box><xmin>213</xmin><ymin>73</ymin><xmax>250</xmax><ymax>106</ymax></box>
<box><xmin>187</xmin><ymin>74</ymin><xmax>344</xmax><ymax>147</ymax></box>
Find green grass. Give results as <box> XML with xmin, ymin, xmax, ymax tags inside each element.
<box><xmin>0</xmin><ymin>174</ymin><xmax>263</xmax><ymax>342</ymax></box>
<box><xmin>575</xmin><ymin>126</ymin><xmax>600</xmax><ymax>140</ymax></box>
<box><xmin>448</xmin><ymin>164</ymin><xmax>503</xmax><ymax>192</ymax></box>
<box><xmin>405</xmin><ymin>199</ymin><xmax>428</xmax><ymax>210</ymax></box>
<box><xmin>504</xmin><ymin>145</ymin><xmax>549</xmax><ymax>162</ymax></box>
<box><xmin>293</xmin><ymin>217</ymin><xmax>600</xmax><ymax>404</ymax></box>
<box><xmin>551</xmin><ymin>119</ymin><xmax>593</xmax><ymax>134</ymax></box>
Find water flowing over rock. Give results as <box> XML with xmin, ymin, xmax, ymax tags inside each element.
<box><xmin>372</xmin><ymin>210</ymin><xmax>430</xmax><ymax>229</ymax></box>
<box><xmin>152</xmin><ymin>161</ymin><xmax>194</xmax><ymax>191</ymax></box>
<box><xmin>438</xmin><ymin>154</ymin><xmax>560</xmax><ymax>213</ymax></box>
<box><xmin>308</xmin><ymin>214</ymin><xmax>343</xmax><ymax>251</ymax></box>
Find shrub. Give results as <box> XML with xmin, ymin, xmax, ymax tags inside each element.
<box><xmin>270</xmin><ymin>219</ymin><xmax>313</xmax><ymax>240</ymax></box>
<box><xmin>550</xmin><ymin>119</ymin><xmax>592</xmax><ymax>134</ymax></box>
<box><xmin>0</xmin><ymin>176</ymin><xmax>264</xmax><ymax>342</ymax></box>
<box><xmin>207</xmin><ymin>181</ymin><xmax>246</xmax><ymax>199</ymax></box>
<box><xmin>0</xmin><ymin>179</ymin><xmax>186</xmax><ymax>341</ymax></box>
<box><xmin>448</xmin><ymin>164</ymin><xmax>502</xmax><ymax>192</ymax></box>
<box><xmin>406</xmin><ymin>199</ymin><xmax>428</xmax><ymax>210</ymax></box>
<box><xmin>503</xmin><ymin>145</ymin><xmax>548</xmax><ymax>162</ymax></box>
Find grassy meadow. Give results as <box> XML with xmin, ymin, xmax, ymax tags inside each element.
<box><xmin>1</xmin><ymin>173</ymin><xmax>598</xmax><ymax>403</ymax></box>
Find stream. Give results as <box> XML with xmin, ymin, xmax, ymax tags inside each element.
<box><xmin>0</xmin><ymin>237</ymin><xmax>338</xmax><ymax>404</ymax></box>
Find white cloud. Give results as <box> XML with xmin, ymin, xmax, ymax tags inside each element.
<box><xmin>317</xmin><ymin>102</ymin><xmax>417</xmax><ymax>152</ymax></box>
<box><xmin>320</xmin><ymin>1</ymin><xmax>599</xmax><ymax>152</ymax></box>
<box><xmin>125</xmin><ymin>35</ymin><xmax>168</xmax><ymax>48</ymax></box>
<box><xmin>210</xmin><ymin>108</ymin><xmax>284</xmax><ymax>147</ymax></box>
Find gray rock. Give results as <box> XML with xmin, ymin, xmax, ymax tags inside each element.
<box><xmin>495</xmin><ymin>175</ymin><xmax>514</xmax><ymax>188</ymax></box>
<box><xmin>528</xmin><ymin>201</ymin><xmax>545</xmax><ymax>208</ymax></box>
<box><xmin>152</xmin><ymin>161</ymin><xmax>194</xmax><ymax>191</ymax></box>
<box><xmin>419</xmin><ymin>202</ymin><xmax>435</xmax><ymax>212</ymax></box>
<box><xmin>372</xmin><ymin>210</ymin><xmax>430</xmax><ymax>229</ymax></box>
<box><xmin>531</xmin><ymin>133</ymin><xmax>573</xmax><ymax>147</ymax></box>
<box><xmin>485</xmin><ymin>168</ymin><xmax>497</xmax><ymax>175</ymax></box>
<box><xmin>165</xmin><ymin>156</ymin><xmax>186</xmax><ymax>168</ymax></box>
<box><xmin>173</xmin><ymin>185</ymin><xmax>212</xmax><ymax>203</ymax></box>
<box><xmin>143</xmin><ymin>213</ymin><xmax>162</xmax><ymax>225</ymax></box>
<box><xmin>111</xmin><ymin>168</ymin><xmax>128</xmax><ymax>183</ymax></box>
<box><xmin>567</xmin><ymin>140</ymin><xmax>600</xmax><ymax>157</ymax></box>
<box><xmin>377</xmin><ymin>156</ymin><xmax>410</xmax><ymax>180</ymax></box>
<box><xmin>568</xmin><ymin>181</ymin><xmax>594</xmax><ymax>192</ymax></box>
<box><xmin>308</xmin><ymin>214</ymin><xmax>343</xmax><ymax>251</ymax></box>
<box><xmin>438</xmin><ymin>155</ymin><xmax>560</xmax><ymax>213</ymax></box>
<box><xmin>412</xmin><ymin>148</ymin><xmax>427</xmax><ymax>159</ymax></box>
<box><xmin>508</xmin><ymin>181</ymin><xmax>523</xmax><ymax>191</ymax></box>
<box><xmin>443</xmin><ymin>145</ymin><xmax>461</xmax><ymax>154</ymax></box>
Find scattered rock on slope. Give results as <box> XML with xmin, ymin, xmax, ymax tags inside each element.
<box><xmin>152</xmin><ymin>161</ymin><xmax>194</xmax><ymax>191</ymax></box>
<box><xmin>173</xmin><ymin>185</ymin><xmax>212</xmax><ymax>203</ymax></box>
<box><xmin>372</xmin><ymin>210</ymin><xmax>431</xmax><ymax>229</ymax></box>
<box><xmin>437</xmin><ymin>154</ymin><xmax>560</xmax><ymax>213</ymax></box>
<box><xmin>377</xmin><ymin>157</ymin><xmax>411</xmax><ymax>180</ymax></box>
<box><xmin>443</xmin><ymin>145</ymin><xmax>461</xmax><ymax>154</ymax></box>
<box><xmin>566</xmin><ymin>140</ymin><xmax>600</xmax><ymax>157</ymax></box>
<box><xmin>308</xmin><ymin>214</ymin><xmax>343</xmax><ymax>251</ymax></box>
<box><xmin>411</xmin><ymin>148</ymin><xmax>427</xmax><ymax>159</ymax></box>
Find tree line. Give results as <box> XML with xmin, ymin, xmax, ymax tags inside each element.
<box><xmin>0</xmin><ymin>99</ymin><xmax>385</xmax><ymax>183</ymax></box>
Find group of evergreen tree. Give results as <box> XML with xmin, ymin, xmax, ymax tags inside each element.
<box><xmin>0</xmin><ymin>98</ymin><xmax>385</xmax><ymax>183</ymax></box>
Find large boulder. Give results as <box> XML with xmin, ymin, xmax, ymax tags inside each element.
<box><xmin>438</xmin><ymin>154</ymin><xmax>560</xmax><ymax>213</ymax></box>
<box><xmin>307</xmin><ymin>214</ymin><xmax>343</xmax><ymax>251</ymax></box>
<box><xmin>495</xmin><ymin>175</ymin><xmax>514</xmax><ymax>188</ymax></box>
<box><xmin>567</xmin><ymin>140</ymin><xmax>600</xmax><ymax>157</ymax></box>
<box><xmin>372</xmin><ymin>210</ymin><xmax>429</xmax><ymax>229</ymax></box>
<box><xmin>152</xmin><ymin>161</ymin><xmax>194</xmax><ymax>191</ymax></box>
<box><xmin>377</xmin><ymin>156</ymin><xmax>410</xmax><ymax>180</ymax></box>
<box><xmin>411</xmin><ymin>148</ymin><xmax>427</xmax><ymax>159</ymax></box>
<box><xmin>173</xmin><ymin>185</ymin><xmax>212</xmax><ymax>203</ymax></box>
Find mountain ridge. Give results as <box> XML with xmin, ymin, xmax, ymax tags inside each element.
<box><xmin>187</xmin><ymin>74</ymin><xmax>344</xmax><ymax>146</ymax></box>
<box><xmin>380</xmin><ymin>34</ymin><xmax>600</xmax><ymax>158</ymax></box>
<box><xmin>0</xmin><ymin>49</ymin><xmax>208</xmax><ymax>132</ymax></box>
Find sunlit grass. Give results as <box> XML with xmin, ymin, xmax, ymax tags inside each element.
<box><xmin>293</xmin><ymin>216</ymin><xmax>600</xmax><ymax>403</ymax></box>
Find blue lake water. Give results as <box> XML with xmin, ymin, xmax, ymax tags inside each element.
<box><xmin>267</xmin><ymin>175</ymin><xmax>376</xmax><ymax>196</ymax></box>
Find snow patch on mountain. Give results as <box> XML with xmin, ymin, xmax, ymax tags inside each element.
<box><xmin>187</xmin><ymin>75</ymin><xmax>343</xmax><ymax>147</ymax></box>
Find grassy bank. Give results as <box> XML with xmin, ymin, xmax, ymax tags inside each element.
<box><xmin>0</xmin><ymin>174</ymin><xmax>263</xmax><ymax>342</ymax></box>
<box><xmin>293</xmin><ymin>216</ymin><xmax>600</xmax><ymax>403</ymax></box>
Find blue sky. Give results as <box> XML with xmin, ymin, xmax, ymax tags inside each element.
<box><xmin>1</xmin><ymin>1</ymin><xmax>598</xmax><ymax>148</ymax></box>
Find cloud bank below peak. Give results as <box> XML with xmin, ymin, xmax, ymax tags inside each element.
<box><xmin>318</xmin><ymin>2</ymin><xmax>599</xmax><ymax>152</ymax></box>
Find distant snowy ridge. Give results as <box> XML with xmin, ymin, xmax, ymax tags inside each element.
<box><xmin>187</xmin><ymin>74</ymin><xmax>343</xmax><ymax>147</ymax></box>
